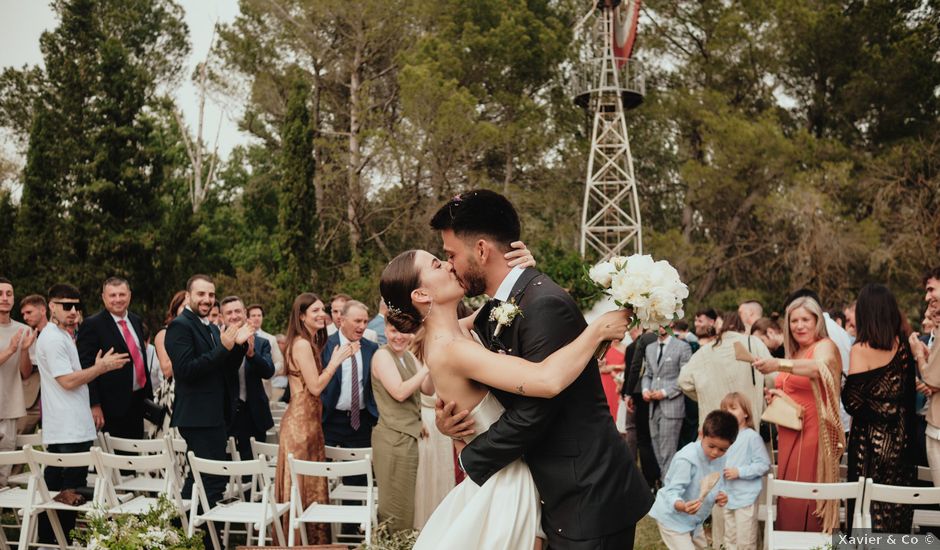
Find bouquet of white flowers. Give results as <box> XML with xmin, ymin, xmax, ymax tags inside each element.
<box><xmin>587</xmin><ymin>254</ymin><xmax>689</xmax><ymax>331</ymax></box>
<box><xmin>72</xmin><ymin>495</ymin><xmax>203</xmax><ymax>550</ymax></box>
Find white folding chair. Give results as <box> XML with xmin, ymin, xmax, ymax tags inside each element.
<box><xmin>7</xmin><ymin>432</ymin><xmax>43</xmax><ymax>488</ymax></box>
<box><xmin>249</xmin><ymin>438</ymin><xmax>279</xmax><ymax>502</ymax></box>
<box><xmin>764</xmin><ymin>474</ymin><xmax>865</xmax><ymax>549</ymax></box>
<box><xmin>187</xmin><ymin>452</ymin><xmax>287</xmax><ymax>550</ymax></box>
<box><xmin>287</xmin><ymin>453</ymin><xmax>374</xmax><ymax>547</ymax></box>
<box><xmin>102</xmin><ymin>434</ymin><xmax>170</xmax><ymax>494</ymax></box>
<box><xmin>861</xmin><ymin>478</ymin><xmax>940</xmax><ymax>531</ymax></box>
<box><xmin>92</xmin><ymin>448</ymin><xmax>190</xmax><ymax>530</ymax></box>
<box><xmin>325</xmin><ymin>445</ymin><xmax>378</xmax><ymax>530</ymax></box>
<box><xmin>0</xmin><ymin>450</ymin><xmax>34</xmax><ymax>550</ymax></box>
<box><xmin>21</xmin><ymin>446</ymin><xmax>103</xmax><ymax>550</ymax></box>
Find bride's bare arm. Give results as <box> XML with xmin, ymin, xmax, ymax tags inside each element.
<box><xmin>446</xmin><ymin>310</ymin><xmax>629</xmax><ymax>398</ymax></box>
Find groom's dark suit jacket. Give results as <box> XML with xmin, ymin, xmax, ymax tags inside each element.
<box><xmin>464</xmin><ymin>268</ymin><xmax>653</xmax><ymax>541</ymax></box>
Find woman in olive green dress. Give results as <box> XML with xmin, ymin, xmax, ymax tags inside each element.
<box><xmin>371</xmin><ymin>322</ymin><xmax>432</xmax><ymax>531</ymax></box>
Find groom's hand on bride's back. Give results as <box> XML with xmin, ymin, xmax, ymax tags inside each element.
<box><xmin>435</xmin><ymin>399</ymin><xmax>476</xmax><ymax>439</ymax></box>
<box><xmin>504</xmin><ymin>241</ymin><xmax>536</xmax><ymax>268</ymax></box>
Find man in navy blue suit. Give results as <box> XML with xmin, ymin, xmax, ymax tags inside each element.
<box><xmin>219</xmin><ymin>296</ymin><xmax>275</xmax><ymax>460</ymax></box>
<box><xmin>321</xmin><ymin>300</ymin><xmax>379</xmax><ymax>449</ymax></box>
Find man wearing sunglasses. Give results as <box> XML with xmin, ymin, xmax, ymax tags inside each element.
<box><xmin>34</xmin><ymin>283</ymin><xmax>128</xmax><ymax>544</ymax></box>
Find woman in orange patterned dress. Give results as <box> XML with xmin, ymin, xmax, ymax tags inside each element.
<box><xmin>275</xmin><ymin>293</ymin><xmax>357</xmax><ymax>544</ymax></box>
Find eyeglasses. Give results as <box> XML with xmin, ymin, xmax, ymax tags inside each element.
<box><xmin>52</xmin><ymin>301</ymin><xmax>82</xmax><ymax>312</ymax></box>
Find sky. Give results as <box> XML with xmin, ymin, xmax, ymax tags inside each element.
<box><xmin>0</xmin><ymin>0</ymin><xmax>247</xmax><ymax>164</ymax></box>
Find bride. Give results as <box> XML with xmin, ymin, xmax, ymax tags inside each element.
<box><xmin>380</xmin><ymin>249</ymin><xmax>629</xmax><ymax>549</ymax></box>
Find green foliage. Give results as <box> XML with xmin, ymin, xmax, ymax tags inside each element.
<box><xmin>71</xmin><ymin>495</ymin><xmax>203</xmax><ymax>549</ymax></box>
<box><xmin>534</xmin><ymin>241</ymin><xmax>600</xmax><ymax>311</ymax></box>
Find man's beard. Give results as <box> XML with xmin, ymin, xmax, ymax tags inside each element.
<box><xmin>460</xmin><ymin>262</ymin><xmax>488</xmax><ymax>298</ymax></box>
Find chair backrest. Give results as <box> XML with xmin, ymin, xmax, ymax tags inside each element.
<box><xmin>92</xmin><ymin>449</ymin><xmax>179</xmax><ymax>506</ymax></box>
<box><xmin>766</xmin><ymin>475</ymin><xmax>865</xmax><ymax>501</ymax></box>
<box><xmin>289</xmin><ymin>453</ymin><xmax>372</xmax><ymax>479</ymax></box>
<box><xmin>865</xmin><ymin>479</ymin><xmax>940</xmax><ymax>507</ymax></box>
<box><xmin>188</xmin><ymin>452</ymin><xmax>269</xmax><ymax>479</ymax></box>
<box><xmin>105</xmin><ymin>433</ymin><xmax>167</xmax><ymax>454</ymax></box>
<box><xmin>325</xmin><ymin>446</ymin><xmax>371</xmax><ymax>462</ymax></box>
<box><xmin>15</xmin><ymin>431</ymin><xmax>43</xmax><ymax>449</ymax></box>
<box><xmin>25</xmin><ymin>446</ymin><xmax>101</xmax><ymax>503</ymax></box>
<box><xmin>0</xmin><ymin>449</ymin><xmax>29</xmax><ymax>468</ymax></box>
<box><xmin>250</xmin><ymin>437</ymin><xmax>279</xmax><ymax>461</ymax></box>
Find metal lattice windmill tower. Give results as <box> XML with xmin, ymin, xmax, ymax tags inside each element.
<box><xmin>574</xmin><ymin>0</ymin><xmax>645</xmax><ymax>259</ymax></box>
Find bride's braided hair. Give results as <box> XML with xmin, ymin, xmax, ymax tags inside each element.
<box><xmin>380</xmin><ymin>250</ymin><xmax>424</xmax><ymax>334</ymax></box>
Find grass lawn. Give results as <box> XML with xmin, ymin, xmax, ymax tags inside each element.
<box><xmin>635</xmin><ymin>516</ymin><xmax>669</xmax><ymax>549</ymax></box>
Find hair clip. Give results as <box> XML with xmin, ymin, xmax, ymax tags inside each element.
<box><xmin>387</xmin><ymin>303</ymin><xmax>403</xmax><ymax>317</ymax></box>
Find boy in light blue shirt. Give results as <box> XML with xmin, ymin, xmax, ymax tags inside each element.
<box><xmin>719</xmin><ymin>392</ymin><xmax>771</xmax><ymax>550</ymax></box>
<box><xmin>649</xmin><ymin>410</ymin><xmax>739</xmax><ymax>550</ymax></box>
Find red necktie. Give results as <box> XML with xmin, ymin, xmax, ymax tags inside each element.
<box><xmin>118</xmin><ymin>320</ymin><xmax>146</xmax><ymax>389</ymax></box>
<box><xmin>350</xmin><ymin>353</ymin><xmax>361</xmax><ymax>430</ymax></box>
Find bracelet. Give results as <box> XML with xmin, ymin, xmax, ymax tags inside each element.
<box><xmin>777</xmin><ymin>359</ymin><xmax>794</xmax><ymax>373</ymax></box>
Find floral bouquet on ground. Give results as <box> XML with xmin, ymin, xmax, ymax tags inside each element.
<box><xmin>587</xmin><ymin>254</ymin><xmax>689</xmax><ymax>358</ymax></box>
<box><xmin>72</xmin><ymin>495</ymin><xmax>203</xmax><ymax>550</ymax></box>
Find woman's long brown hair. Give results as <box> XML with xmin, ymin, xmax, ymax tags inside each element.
<box><xmin>285</xmin><ymin>292</ymin><xmax>328</xmax><ymax>372</ymax></box>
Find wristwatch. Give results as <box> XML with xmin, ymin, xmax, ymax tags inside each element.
<box><xmin>777</xmin><ymin>359</ymin><xmax>794</xmax><ymax>373</ymax></box>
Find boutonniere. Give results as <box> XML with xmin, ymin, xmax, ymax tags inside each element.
<box><xmin>489</xmin><ymin>300</ymin><xmax>523</xmax><ymax>337</ymax></box>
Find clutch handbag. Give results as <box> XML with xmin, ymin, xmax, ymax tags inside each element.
<box><xmin>142</xmin><ymin>398</ymin><xmax>166</xmax><ymax>427</ymax></box>
<box><xmin>760</xmin><ymin>392</ymin><xmax>803</xmax><ymax>431</ymax></box>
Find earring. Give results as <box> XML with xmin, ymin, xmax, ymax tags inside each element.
<box><xmin>422</xmin><ymin>300</ymin><xmax>434</xmax><ymax>322</ymax></box>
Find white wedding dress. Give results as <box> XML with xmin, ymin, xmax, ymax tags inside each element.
<box><xmin>413</xmin><ymin>392</ymin><xmax>543</xmax><ymax>549</ymax></box>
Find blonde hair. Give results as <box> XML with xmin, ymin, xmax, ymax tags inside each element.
<box><xmin>720</xmin><ymin>392</ymin><xmax>756</xmax><ymax>430</ymax></box>
<box><xmin>783</xmin><ymin>296</ymin><xmax>829</xmax><ymax>358</ymax></box>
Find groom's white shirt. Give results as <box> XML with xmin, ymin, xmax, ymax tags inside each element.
<box><xmin>494</xmin><ymin>266</ymin><xmax>526</xmax><ymax>301</ymax></box>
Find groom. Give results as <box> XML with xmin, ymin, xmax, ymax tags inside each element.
<box><xmin>433</xmin><ymin>190</ymin><xmax>653</xmax><ymax>549</ymax></box>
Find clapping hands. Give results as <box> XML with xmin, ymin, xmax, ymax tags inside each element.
<box><xmin>220</xmin><ymin>322</ymin><xmax>256</xmax><ymax>350</ymax></box>
<box><xmin>94</xmin><ymin>347</ymin><xmax>130</xmax><ymax>373</ymax></box>
<box><xmin>328</xmin><ymin>342</ymin><xmax>359</xmax><ymax>370</ymax></box>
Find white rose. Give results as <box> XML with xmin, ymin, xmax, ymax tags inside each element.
<box><xmin>589</xmin><ymin>261</ymin><xmax>616</xmax><ymax>288</ymax></box>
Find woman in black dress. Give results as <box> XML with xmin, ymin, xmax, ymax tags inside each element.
<box><xmin>843</xmin><ymin>283</ymin><xmax>917</xmax><ymax>532</ymax></box>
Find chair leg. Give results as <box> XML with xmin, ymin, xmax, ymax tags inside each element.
<box><xmin>207</xmin><ymin>520</ymin><xmax>222</xmax><ymax>550</ymax></box>
<box><xmin>222</xmin><ymin>520</ymin><xmax>231</xmax><ymax>549</ymax></box>
<box><xmin>46</xmin><ymin>510</ymin><xmax>68</xmax><ymax>550</ymax></box>
<box><xmin>272</xmin><ymin>511</ymin><xmax>285</xmax><ymax>546</ymax></box>
<box><xmin>0</xmin><ymin>519</ymin><xmax>10</xmax><ymax>550</ymax></box>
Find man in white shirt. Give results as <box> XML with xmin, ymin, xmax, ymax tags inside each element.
<box><xmin>0</xmin><ymin>277</ymin><xmax>33</xmax><ymax>484</ymax></box>
<box><xmin>247</xmin><ymin>303</ymin><xmax>284</xmax><ymax>400</ymax></box>
<box><xmin>35</xmin><ymin>283</ymin><xmax>126</xmax><ymax>543</ymax></box>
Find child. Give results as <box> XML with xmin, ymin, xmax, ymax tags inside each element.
<box><xmin>719</xmin><ymin>392</ymin><xmax>771</xmax><ymax>550</ymax></box>
<box><xmin>649</xmin><ymin>409</ymin><xmax>739</xmax><ymax>550</ymax></box>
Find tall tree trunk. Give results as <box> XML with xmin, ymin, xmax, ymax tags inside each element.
<box><xmin>347</xmin><ymin>38</ymin><xmax>363</xmax><ymax>264</ymax></box>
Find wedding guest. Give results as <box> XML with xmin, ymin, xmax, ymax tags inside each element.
<box><xmin>784</xmin><ymin>288</ymin><xmax>854</xmax><ymax>438</ymax></box>
<box><xmin>648</xmin><ymin>410</ymin><xmax>736</xmax><ymax>550</ymax></box>
<box><xmin>673</xmin><ymin>320</ymin><xmax>699</xmax><ymax>352</ymax></box>
<box><xmin>844</xmin><ymin>301</ymin><xmax>857</xmax><ymax>339</ymax></box>
<box><xmin>166</xmin><ymin>275</ymin><xmax>253</xmax><ymax>511</ymax></box>
<box><xmin>843</xmin><ymin>283</ymin><xmax>916</xmax><ymax>532</ymax></box>
<box><xmin>719</xmin><ymin>392</ymin><xmax>770</xmax><ymax>550</ymax></box>
<box><xmin>753</xmin><ymin>296</ymin><xmax>844</xmax><ymax>532</ymax></box>
<box><xmin>751</xmin><ymin>316</ymin><xmax>785</xmax><ymax>358</ymax></box>
<box><xmin>275</xmin><ymin>292</ymin><xmax>355</xmax><ymax>544</ymax></box>
<box><xmin>625</xmin><ymin>329</ymin><xmax>661</xmax><ymax>487</ymax></box>
<box><xmin>0</xmin><ymin>278</ymin><xmax>33</xmax><ymax>483</ymax></box>
<box><xmin>601</xmin><ymin>336</ymin><xmax>628</xmax><ymax>419</ymax></box>
<box><xmin>36</xmin><ymin>283</ymin><xmax>126</xmax><ymax>543</ymax></box>
<box><xmin>147</xmin><ymin>290</ymin><xmax>186</xmax><ymax>438</ymax></box>
<box><xmin>737</xmin><ymin>301</ymin><xmax>763</xmax><ymax>333</ymax></box>
<box><xmin>678</xmin><ymin>312</ymin><xmax>772</xmax><ymax>430</ymax></box>
<box><xmin>208</xmin><ymin>301</ymin><xmax>222</xmax><ymax>329</ymax></box>
<box><xmin>367</xmin><ymin>299</ymin><xmax>388</xmax><ymax>345</ymax></box>
<box><xmin>911</xmin><ymin>267</ymin><xmax>940</xmax><ymax>486</ymax></box>
<box><xmin>618</xmin><ymin>326</ymin><xmax>643</xmax><ymax>453</ymax></box>
<box><xmin>829</xmin><ymin>310</ymin><xmax>847</xmax><ymax>329</ymax></box>
<box><xmin>414</xmin><ymin>385</ymin><xmax>456</xmax><ymax>528</ymax></box>
<box><xmin>321</xmin><ymin>300</ymin><xmax>379</xmax><ymax>449</ymax></box>
<box><xmin>694</xmin><ymin>309</ymin><xmax>718</xmax><ymax>339</ymax></box>
<box><xmin>247</xmin><ymin>303</ymin><xmax>283</xmax><ymax>400</ymax></box>
<box><xmin>327</xmin><ymin>293</ymin><xmax>351</xmax><ymax>336</ymax></box>
<box><xmin>221</xmin><ymin>296</ymin><xmax>275</xmax><ymax>460</ymax></box>
<box><xmin>77</xmin><ymin>277</ymin><xmax>152</xmax><ymax>439</ymax></box>
<box><xmin>642</xmin><ymin>326</ymin><xmax>693</xmax><ymax>474</ymax></box>
<box><xmin>371</xmin><ymin>322</ymin><xmax>430</xmax><ymax>531</ymax></box>
<box><xmin>17</xmin><ymin>294</ymin><xmax>46</xmax><ymax>434</ymax></box>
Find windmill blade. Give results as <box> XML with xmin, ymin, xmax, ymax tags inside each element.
<box><xmin>613</xmin><ymin>0</ymin><xmax>641</xmax><ymax>59</ymax></box>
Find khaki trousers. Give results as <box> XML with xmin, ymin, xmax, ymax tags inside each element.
<box><xmin>927</xmin><ymin>435</ymin><xmax>940</xmax><ymax>487</ymax></box>
<box><xmin>0</xmin><ymin>418</ymin><xmax>19</xmax><ymax>485</ymax></box>
<box><xmin>657</xmin><ymin>524</ymin><xmax>708</xmax><ymax>550</ymax></box>
<box><xmin>722</xmin><ymin>503</ymin><xmax>758</xmax><ymax>549</ymax></box>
